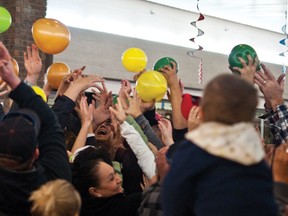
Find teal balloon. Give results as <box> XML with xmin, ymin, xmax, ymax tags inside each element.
<box><xmin>228</xmin><ymin>44</ymin><xmax>260</xmax><ymax>74</ymax></box>
<box><xmin>0</xmin><ymin>7</ymin><xmax>12</xmax><ymax>33</ymax></box>
<box><xmin>153</xmin><ymin>57</ymin><xmax>179</xmax><ymax>73</ymax></box>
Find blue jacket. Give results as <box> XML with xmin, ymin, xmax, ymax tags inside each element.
<box><xmin>162</xmin><ymin>141</ymin><xmax>278</xmax><ymax>216</ymax></box>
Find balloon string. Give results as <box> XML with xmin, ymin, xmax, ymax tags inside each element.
<box><xmin>187</xmin><ymin>0</ymin><xmax>205</xmax><ymax>84</ymax></box>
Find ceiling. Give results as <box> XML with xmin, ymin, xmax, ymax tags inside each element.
<box><xmin>146</xmin><ymin>0</ymin><xmax>288</xmax><ymax>34</ymax></box>
<box><xmin>46</xmin><ymin>0</ymin><xmax>288</xmax><ymax>65</ymax></box>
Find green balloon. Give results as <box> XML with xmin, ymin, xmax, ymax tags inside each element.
<box><xmin>0</xmin><ymin>7</ymin><xmax>12</xmax><ymax>33</ymax></box>
<box><xmin>228</xmin><ymin>44</ymin><xmax>260</xmax><ymax>74</ymax></box>
<box><xmin>113</xmin><ymin>95</ymin><xmax>118</xmax><ymax>105</ymax></box>
<box><xmin>153</xmin><ymin>57</ymin><xmax>179</xmax><ymax>73</ymax></box>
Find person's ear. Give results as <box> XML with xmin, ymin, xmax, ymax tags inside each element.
<box><xmin>88</xmin><ymin>187</ymin><xmax>102</xmax><ymax>198</ymax></box>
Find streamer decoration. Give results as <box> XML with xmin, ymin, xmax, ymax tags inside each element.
<box><xmin>279</xmin><ymin>8</ymin><xmax>288</xmax><ymax>74</ymax></box>
<box><xmin>187</xmin><ymin>0</ymin><xmax>205</xmax><ymax>84</ymax></box>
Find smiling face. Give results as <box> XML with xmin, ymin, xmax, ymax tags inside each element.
<box><xmin>94</xmin><ymin>119</ymin><xmax>114</xmax><ymax>142</ymax></box>
<box><xmin>92</xmin><ymin>161</ymin><xmax>123</xmax><ymax>198</ymax></box>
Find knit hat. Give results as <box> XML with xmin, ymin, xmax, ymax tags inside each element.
<box><xmin>181</xmin><ymin>93</ymin><xmax>201</xmax><ymax>120</ymax></box>
<box><xmin>0</xmin><ymin>109</ymin><xmax>40</xmax><ymax>162</ymax></box>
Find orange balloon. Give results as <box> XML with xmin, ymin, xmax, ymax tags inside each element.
<box><xmin>12</xmin><ymin>58</ymin><xmax>19</xmax><ymax>76</ymax></box>
<box><xmin>32</xmin><ymin>18</ymin><xmax>71</xmax><ymax>54</ymax></box>
<box><xmin>47</xmin><ymin>62</ymin><xmax>70</xmax><ymax>89</ymax></box>
<box><xmin>0</xmin><ymin>58</ymin><xmax>19</xmax><ymax>85</ymax></box>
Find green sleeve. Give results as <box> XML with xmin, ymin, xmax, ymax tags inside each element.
<box><xmin>125</xmin><ymin>115</ymin><xmax>148</xmax><ymax>144</ymax></box>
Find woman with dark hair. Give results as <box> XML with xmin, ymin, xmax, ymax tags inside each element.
<box><xmin>72</xmin><ymin>146</ymin><xmax>142</xmax><ymax>216</ymax></box>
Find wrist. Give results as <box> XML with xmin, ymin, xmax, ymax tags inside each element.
<box><xmin>168</xmin><ymin>80</ymin><xmax>179</xmax><ymax>88</ymax></box>
<box><xmin>130</xmin><ymin>111</ymin><xmax>142</xmax><ymax>119</ymax></box>
<box><xmin>25</xmin><ymin>74</ymin><xmax>39</xmax><ymax>85</ymax></box>
<box><xmin>82</xmin><ymin>121</ymin><xmax>92</xmax><ymax>127</ymax></box>
<box><xmin>7</xmin><ymin>77</ymin><xmax>21</xmax><ymax>90</ymax></box>
<box><xmin>271</xmin><ymin>99</ymin><xmax>284</xmax><ymax>111</ymax></box>
<box><xmin>164</xmin><ymin>138</ymin><xmax>174</xmax><ymax>147</ymax></box>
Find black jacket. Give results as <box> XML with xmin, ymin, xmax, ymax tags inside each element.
<box><xmin>0</xmin><ymin>82</ymin><xmax>71</xmax><ymax>215</ymax></box>
<box><xmin>81</xmin><ymin>192</ymin><xmax>142</xmax><ymax>216</ymax></box>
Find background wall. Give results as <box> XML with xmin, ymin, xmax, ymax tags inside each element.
<box><xmin>53</xmin><ymin>26</ymin><xmax>285</xmax><ymax>108</ymax></box>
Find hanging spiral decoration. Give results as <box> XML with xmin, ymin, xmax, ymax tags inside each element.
<box><xmin>187</xmin><ymin>0</ymin><xmax>205</xmax><ymax>84</ymax></box>
<box><xmin>279</xmin><ymin>9</ymin><xmax>288</xmax><ymax>74</ymax></box>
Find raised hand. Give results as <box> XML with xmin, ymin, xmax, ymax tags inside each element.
<box><xmin>77</xmin><ymin>96</ymin><xmax>94</xmax><ymax>126</ymax></box>
<box><xmin>125</xmin><ymin>89</ymin><xmax>142</xmax><ymax>118</ymax></box>
<box><xmin>254</xmin><ymin>63</ymin><xmax>285</xmax><ymax>111</ymax></box>
<box><xmin>187</xmin><ymin>106</ymin><xmax>202</xmax><ymax>131</ymax></box>
<box><xmin>64</xmin><ymin>74</ymin><xmax>103</xmax><ymax>102</ymax></box>
<box><xmin>118</xmin><ymin>79</ymin><xmax>132</xmax><ymax>109</ymax></box>
<box><xmin>230</xmin><ymin>55</ymin><xmax>259</xmax><ymax>84</ymax></box>
<box><xmin>0</xmin><ymin>42</ymin><xmax>20</xmax><ymax>89</ymax></box>
<box><xmin>158</xmin><ymin>118</ymin><xmax>174</xmax><ymax>146</ymax></box>
<box><xmin>109</xmin><ymin>97</ymin><xmax>127</xmax><ymax>124</ymax></box>
<box><xmin>91</xmin><ymin>82</ymin><xmax>112</xmax><ymax>130</ymax></box>
<box><xmin>159</xmin><ymin>61</ymin><xmax>178</xmax><ymax>87</ymax></box>
<box><xmin>55</xmin><ymin>69</ymin><xmax>82</xmax><ymax>96</ymax></box>
<box><xmin>24</xmin><ymin>44</ymin><xmax>42</xmax><ymax>85</ymax></box>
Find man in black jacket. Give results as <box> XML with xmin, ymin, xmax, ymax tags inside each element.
<box><xmin>0</xmin><ymin>42</ymin><xmax>71</xmax><ymax>215</ymax></box>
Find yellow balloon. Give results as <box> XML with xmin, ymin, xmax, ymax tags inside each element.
<box><xmin>47</xmin><ymin>62</ymin><xmax>70</xmax><ymax>89</ymax></box>
<box><xmin>121</xmin><ymin>48</ymin><xmax>147</xmax><ymax>72</ymax></box>
<box><xmin>32</xmin><ymin>18</ymin><xmax>71</xmax><ymax>54</ymax></box>
<box><xmin>135</xmin><ymin>70</ymin><xmax>167</xmax><ymax>102</ymax></box>
<box><xmin>31</xmin><ymin>86</ymin><xmax>47</xmax><ymax>102</ymax></box>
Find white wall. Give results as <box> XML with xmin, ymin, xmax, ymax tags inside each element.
<box><xmin>53</xmin><ymin>27</ymin><xmax>285</xmax><ymax>109</ymax></box>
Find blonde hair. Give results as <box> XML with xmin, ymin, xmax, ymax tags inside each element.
<box><xmin>29</xmin><ymin>179</ymin><xmax>81</xmax><ymax>216</ymax></box>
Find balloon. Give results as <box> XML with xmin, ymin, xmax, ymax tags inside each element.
<box><xmin>32</xmin><ymin>18</ymin><xmax>71</xmax><ymax>54</ymax></box>
<box><xmin>181</xmin><ymin>93</ymin><xmax>201</xmax><ymax>120</ymax></box>
<box><xmin>135</xmin><ymin>70</ymin><xmax>167</xmax><ymax>102</ymax></box>
<box><xmin>31</xmin><ymin>86</ymin><xmax>47</xmax><ymax>102</ymax></box>
<box><xmin>0</xmin><ymin>7</ymin><xmax>12</xmax><ymax>33</ymax></box>
<box><xmin>113</xmin><ymin>95</ymin><xmax>118</xmax><ymax>105</ymax></box>
<box><xmin>228</xmin><ymin>44</ymin><xmax>261</xmax><ymax>74</ymax></box>
<box><xmin>121</xmin><ymin>48</ymin><xmax>147</xmax><ymax>72</ymax></box>
<box><xmin>153</xmin><ymin>57</ymin><xmax>179</xmax><ymax>73</ymax></box>
<box><xmin>47</xmin><ymin>62</ymin><xmax>70</xmax><ymax>89</ymax></box>
<box><xmin>11</xmin><ymin>58</ymin><xmax>19</xmax><ymax>76</ymax></box>
<box><xmin>0</xmin><ymin>58</ymin><xmax>19</xmax><ymax>85</ymax></box>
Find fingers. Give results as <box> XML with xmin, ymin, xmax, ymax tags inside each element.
<box><xmin>0</xmin><ymin>81</ymin><xmax>6</xmax><ymax>90</ymax></box>
<box><xmin>254</xmin><ymin>56</ymin><xmax>260</xmax><ymax>68</ymax></box>
<box><xmin>260</xmin><ymin>63</ymin><xmax>274</xmax><ymax>80</ymax></box>
<box><xmin>277</xmin><ymin>73</ymin><xmax>286</xmax><ymax>88</ymax></box>
<box><xmin>101</xmin><ymin>81</ymin><xmax>108</xmax><ymax>93</ymax></box>
<box><xmin>0</xmin><ymin>42</ymin><xmax>11</xmax><ymax>60</ymax></box>
<box><xmin>26</xmin><ymin>46</ymin><xmax>32</xmax><ymax>59</ymax></box>
<box><xmin>254</xmin><ymin>71</ymin><xmax>267</xmax><ymax>84</ymax></box>
<box><xmin>0</xmin><ymin>89</ymin><xmax>8</xmax><ymax>97</ymax></box>
<box><xmin>238</xmin><ymin>57</ymin><xmax>247</xmax><ymax>67</ymax></box>
<box><xmin>24</xmin><ymin>52</ymin><xmax>28</xmax><ymax>62</ymax></box>
<box><xmin>91</xmin><ymin>84</ymin><xmax>104</xmax><ymax>94</ymax></box>
<box><xmin>31</xmin><ymin>44</ymin><xmax>40</xmax><ymax>60</ymax></box>
<box><xmin>188</xmin><ymin>106</ymin><xmax>201</xmax><ymax>120</ymax></box>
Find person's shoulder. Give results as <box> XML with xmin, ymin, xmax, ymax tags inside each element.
<box><xmin>169</xmin><ymin>139</ymin><xmax>204</xmax><ymax>156</ymax></box>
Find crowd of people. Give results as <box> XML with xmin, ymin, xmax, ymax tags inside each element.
<box><xmin>0</xmin><ymin>41</ymin><xmax>288</xmax><ymax>216</ymax></box>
